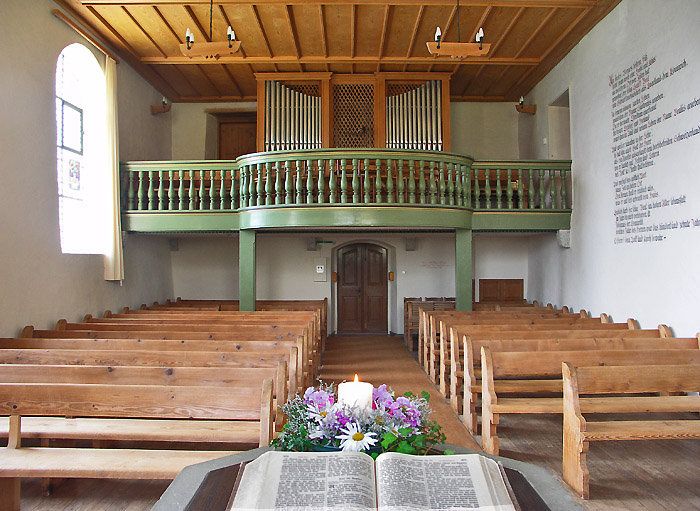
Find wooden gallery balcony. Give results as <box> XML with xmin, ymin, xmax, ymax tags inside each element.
<box><xmin>120</xmin><ymin>149</ymin><xmax>572</xmax><ymax>233</ymax></box>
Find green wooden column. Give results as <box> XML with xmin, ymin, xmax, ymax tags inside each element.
<box><xmin>455</xmin><ymin>229</ymin><xmax>473</xmax><ymax>311</ymax></box>
<box><xmin>239</xmin><ymin>229</ymin><xmax>256</xmax><ymax>311</ymax></box>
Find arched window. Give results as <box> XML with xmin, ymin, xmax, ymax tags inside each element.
<box><xmin>55</xmin><ymin>43</ymin><xmax>107</xmax><ymax>254</ymax></box>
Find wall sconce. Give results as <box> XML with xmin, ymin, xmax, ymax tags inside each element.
<box><xmin>515</xmin><ymin>96</ymin><xmax>537</xmax><ymax>115</ymax></box>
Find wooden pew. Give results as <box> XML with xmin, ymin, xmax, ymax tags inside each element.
<box><xmin>427</xmin><ymin>312</ymin><xmax>624</xmax><ymax>388</ymax></box>
<box><xmin>0</xmin><ymin>364</ymin><xmax>279</xmax><ymax>443</ymax></box>
<box><xmin>0</xmin><ymin>377</ymin><xmax>273</xmax><ymax>511</ymax></box>
<box><xmin>562</xmin><ymin>362</ymin><xmax>700</xmax><ymax>499</ymax></box>
<box><xmin>480</xmin><ymin>347</ymin><xmax>700</xmax><ymax>456</ymax></box>
<box><xmin>456</xmin><ymin>332</ymin><xmax>696</xmax><ymax>432</ymax></box>
<box><xmin>155</xmin><ymin>298</ymin><xmax>328</xmax><ymax>349</ymax></box>
<box><xmin>418</xmin><ymin>306</ymin><xmax>574</xmax><ymax>377</ymax></box>
<box><xmin>30</xmin><ymin>321</ymin><xmax>315</xmax><ymax>388</ymax></box>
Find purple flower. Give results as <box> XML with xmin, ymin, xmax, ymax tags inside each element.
<box><xmin>303</xmin><ymin>387</ymin><xmax>335</xmax><ymax>409</ymax></box>
<box><xmin>373</xmin><ymin>384</ymin><xmax>394</xmax><ymax>410</ymax></box>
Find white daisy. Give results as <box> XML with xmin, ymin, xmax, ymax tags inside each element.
<box><xmin>336</xmin><ymin>423</ymin><xmax>377</xmax><ymax>452</ymax></box>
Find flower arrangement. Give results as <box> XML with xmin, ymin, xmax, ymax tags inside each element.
<box><xmin>270</xmin><ymin>382</ymin><xmax>450</xmax><ymax>458</ymax></box>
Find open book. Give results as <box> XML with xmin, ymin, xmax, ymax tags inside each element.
<box><xmin>230</xmin><ymin>451</ymin><xmax>517</xmax><ymax>511</ymax></box>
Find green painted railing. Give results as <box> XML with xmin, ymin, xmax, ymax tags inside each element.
<box><xmin>120</xmin><ymin>149</ymin><xmax>572</xmax><ymax>213</ymax></box>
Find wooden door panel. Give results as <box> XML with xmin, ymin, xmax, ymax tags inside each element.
<box><xmin>337</xmin><ymin>243</ymin><xmax>387</xmax><ymax>332</ymax></box>
<box><xmin>338</xmin><ymin>245</ymin><xmax>363</xmax><ymax>332</ymax></box>
<box><xmin>217</xmin><ymin>113</ymin><xmax>257</xmax><ymax>160</ymax></box>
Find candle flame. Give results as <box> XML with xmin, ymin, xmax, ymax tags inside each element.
<box><xmin>353</xmin><ymin>374</ymin><xmax>359</xmax><ymax>382</ymax></box>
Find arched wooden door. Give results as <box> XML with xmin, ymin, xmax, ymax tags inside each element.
<box><xmin>337</xmin><ymin>243</ymin><xmax>388</xmax><ymax>332</ymax></box>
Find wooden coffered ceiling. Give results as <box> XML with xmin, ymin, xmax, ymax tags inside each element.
<box><xmin>57</xmin><ymin>0</ymin><xmax>621</xmax><ymax>102</ymax></box>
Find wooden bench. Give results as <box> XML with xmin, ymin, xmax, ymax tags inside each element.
<box><xmin>480</xmin><ymin>346</ymin><xmax>700</xmax><ymax>456</ymax></box>
<box><xmin>456</xmin><ymin>332</ymin><xmax>695</xmax><ymax>432</ymax></box>
<box><xmin>562</xmin><ymin>362</ymin><xmax>700</xmax><ymax>499</ymax></box>
<box><xmin>0</xmin><ymin>377</ymin><xmax>273</xmax><ymax>511</ymax></box>
<box><xmin>419</xmin><ymin>307</ymin><xmax>579</xmax><ymax>378</ymax></box>
<box><xmin>426</xmin><ymin>312</ymin><xmax>624</xmax><ymax>388</ymax></box>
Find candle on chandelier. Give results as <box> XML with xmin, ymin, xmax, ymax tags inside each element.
<box><xmin>338</xmin><ymin>374</ymin><xmax>373</xmax><ymax>413</ymax></box>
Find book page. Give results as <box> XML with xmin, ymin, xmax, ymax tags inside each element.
<box><xmin>375</xmin><ymin>452</ymin><xmax>515</xmax><ymax>511</ymax></box>
<box><xmin>231</xmin><ymin>451</ymin><xmax>377</xmax><ymax>510</ymax></box>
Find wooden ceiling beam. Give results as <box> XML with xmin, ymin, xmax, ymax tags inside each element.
<box><xmin>318</xmin><ymin>4</ymin><xmax>330</xmax><ymax>72</ymax></box>
<box><xmin>120</xmin><ymin>6</ymin><xmax>168</xmax><ymax>58</ymax></box>
<box><xmin>284</xmin><ymin>5</ymin><xmax>304</xmax><ymax>71</ymax></box>
<box><xmin>82</xmin><ymin>1</ymin><xmax>599</xmax><ymax>8</ymax></box>
<box><xmin>403</xmin><ymin>5</ymin><xmax>424</xmax><ymax>71</ymax></box>
<box><xmin>506</xmin><ymin>7</ymin><xmax>590</xmax><ymax>98</ymax></box>
<box><xmin>143</xmin><ymin>55</ymin><xmax>538</xmax><ymax>65</ymax></box>
<box><xmin>220</xmin><ymin>63</ymin><xmax>244</xmax><ymax>98</ymax></box>
<box><xmin>513</xmin><ymin>7</ymin><xmax>557</xmax><ymax>58</ymax></box>
<box><xmin>376</xmin><ymin>4</ymin><xmax>390</xmax><ymax>73</ymax></box>
<box><xmin>250</xmin><ymin>4</ymin><xmax>278</xmax><ymax>72</ymax></box>
<box><xmin>184</xmin><ymin>5</ymin><xmax>210</xmax><ymax>41</ymax></box>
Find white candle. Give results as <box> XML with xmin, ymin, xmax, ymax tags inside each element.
<box><xmin>338</xmin><ymin>374</ymin><xmax>373</xmax><ymax>414</ymax></box>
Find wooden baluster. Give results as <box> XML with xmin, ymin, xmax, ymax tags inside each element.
<box><xmin>506</xmin><ymin>169</ymin><xmax>513</xmax><ymax>210</ymax></box>
<box><xmin>178</xmin><ymin>170</ymin><xmax>186</xmax><ymax>210</ymax></box>
<box><xmin>375</xmin><ymin>159</ymin><xmax>383</xmax><ymax>204</ymax></box>
<box><xmin>317</xmin><ymin>159</ymin><xmax>326</xmax><ymax>204</ymax></box>
<box><xmin>329</xmin><ymin>159</ymin><xmax>337</xmax><ymax>203</ymax></box>
<box><xmin>363</xmin><ymin>158</ymin><xmax>371</xmax><ymax>204</ymax></box>
<box><xmin>495</xmin><ymin>168</ymin><xmax>502</xmax><ymax>209</ymax></box>
<box><xmin>147</xmin><ymin>171</ymin><xmax>156</xmax><ymax>210</ymax></box>
<box><xmin>528</xmin><ymin>169</ymin><xmax>535</xmax><ymax>209</ymax></box>
<box><xmin>473</xmin><ymin>167</ymin><xmax>481</xmax><ymax>209</ymax></box>
<box><xmin>465</xmin><ymin>165</ymin><xmax>472</xmax><ymax>208</ymax></box>
<box><xmin>306</xmin><ymin>159</ymin><xmax>315</xmax><ymax>204</ymax></box>
<box><xmin>157</xmin><ymin>171</ymin><xmax>165</xmax><ymax>210</ymax></box>
<box><xmin>447</xmin><ymin>163</ymin><xmax>455</xmax><ymax>206</ymax></box>
<box><xmin>220</xmin><ymin>169</ymin><xmax>228</xmax><ymax>209</ymax></box>
<box><xmin>340</xmin><ymin>158</ymin><xmax>348</xmax><ymax>204</ymax></box>
<box><xmin>386</xmin><ymin>159</ymin><xmax>394</xmax><ymax>204</ymax></box>
<box><xmin>454</xmin><ymin>163</ymin><xmax>461</xmax><ymax>206</ymax></box>
<box><xmin>167</xmin><ymin>170</ymin><xmax>175</xmax><ymax>210</ymax></box>
<box><xmin>198</xmin><ymin>170</ymin><xmax>206</xmax><ymax>210</ymax></box>
<box><xmin>295</xmin><ymin>160</ymin><xmax>303</xmax><ymax>204</ymax></box>
<box><xmin>137</xmin><ymin>171</ymin><xmax>145</xmax><ymax>210</ymax></box>
<box><xmin>549</xmin><ymin>169</ymin><xmax>556</xmax><ymax>209</ymax></box>
<box><xmin>438</xmin><ymin>162</ymin><xmax>446</xmax><ymax>205</ymax></box>
<box><xmin>484</xmin><ymin>168</ymin><xmax>492</xmax><ymax>209</ymax></box>
<box><xmin>397</xmin><ymin>159</ymin><xmax>404</xmax><ymax>204</ymax></box>
<box><xmin>429</xmin><ymin>163</ymin><xmax>437</xmax><ymax>204</ymax></box>
<box><xmin>274</xmin><ymin>162</ymin><xmax>282</xmax><ymax>205</ymax></box>
<box><xmin>418</xmin><ymin>160</ymin><xmax>426</xmax><ymax>204</ymax></box>
<box><xmin>267</xmin><ymin>164</ymin><xmax>275</xmax><ymax>205</ymax></box>
<box><xmin>209</xmin><ymin>169</ymin><xmax>217</xmax><ymax>210</ymax></box>
<box><xmin>539</xmin><ymin>168</ymin><xmax>545</xmax><ymax>209</ymax></box>
<box><xmin>352</xmin><ymin>158</ymin><xmax>360</xmax><ymax>204</ymax></box>
<box><xmin>126</xmin><ymin>171</ymin><xmax>134</xmax><ymax>210</ymax></box>
<box><xmin>189</xmin><ymin>169</ymin><xmax>196</xmax><ymax>210</ymax></box>
<box><xmin>250</xmin><ymin>163</ymin><xmax>265</xmax><ymax>206</ymax></box>
<box><xmin>518</xmin><ymin>169</ymin><xmax>524</xmax><ymax>209</ymax></box>
<box><xmin>239</xmin><ymin>165</ymin><xmax>247</xmax><ymax>208</ymax></box>
<box><xmin>408</xmin><ymin>159</ymin><xmax>416</xmax><ymax>204</ymax></box>
<box><xmin>560</xmin><ymin>168</ymin><xmax>567</xmax><ymax>209</ymax></box>
<box><xmin>231</xmin><ymin>168</ymin><xmax>238</xmax><ymax>209</ymax></box>
<box><xmin>285</xmin><ymin>160</ymin><xmax>293</xmax><ymax>205</ymax></box>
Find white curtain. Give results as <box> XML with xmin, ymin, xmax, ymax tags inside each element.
<box><xmin>103</xmin><ymin>57</ymin><xmax>124</xmax><ymax>281</ymax></box>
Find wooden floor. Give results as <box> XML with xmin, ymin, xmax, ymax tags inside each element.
<box><xmin>19</xmin><ymin>334</ymin><xmax>700</xmax><ymax>510</ymax></box>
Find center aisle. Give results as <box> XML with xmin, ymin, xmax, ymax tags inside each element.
<box><xmin>318</xmin><ymin>334</ymin><xmax>480</xmax><ymax>451</ymax></box>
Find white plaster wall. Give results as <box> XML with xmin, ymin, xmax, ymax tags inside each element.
<box><xmin>169</xmin><ymin>233</ymin><xmax>531</xmax><ymax>334</ymax></box>
<box><xmin>473</xmin><ymin>234</ymin><xmax>531</xmax><ymax>301</ymax></box>
<box><xmin>0</xmin><ymin>1</ymin><xmax>173</xmax><ymax>336</ymax></box>
<box><xmin>171</xmin><ymin>236</ymin><xmax>239</xmax><ymax>300</ymax></box>
<box><xmin>451</xmin><ymin>102</ymin><xmax>520</xmax><ymax>159</ymax></box>
<box><xmin>524</xmin><ymin>0</ymin><xmax>700</xmax><ymax>335</ymax></box>
<box><xmin>171</xmin><ymin>102</ymin><xmax>256</xmax><ymax>160</ymax></box>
